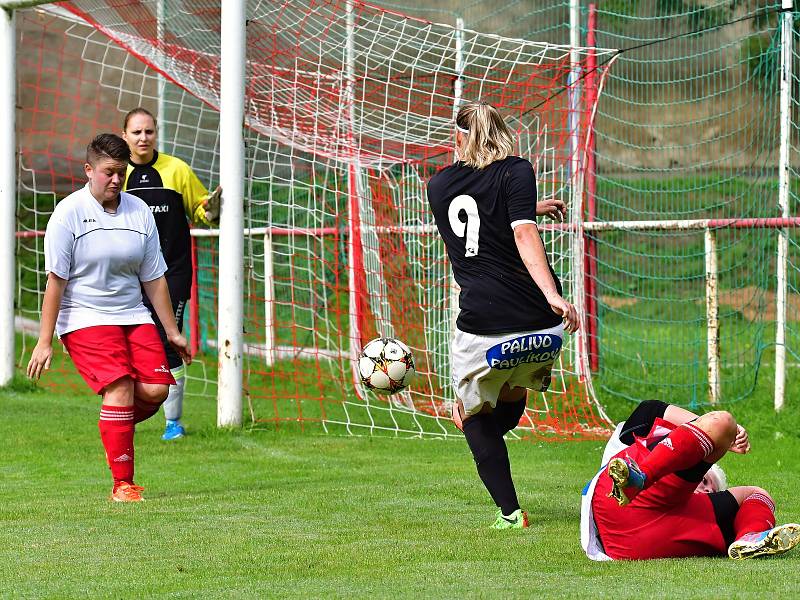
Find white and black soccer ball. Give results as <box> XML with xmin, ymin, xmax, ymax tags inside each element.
<box><xmin>357</xmin><ymin>337</ymin><xmax>416</xmax><ymax>395</ymax></box>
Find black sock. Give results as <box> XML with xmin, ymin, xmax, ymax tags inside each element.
<box><xmin>462</xmin><ymin>412</ymin><xmax>520</xmax><ymax>515</ymax></box>
<box><xmin>493</xmin><ymin>398</ymin><xmax>527</xmax><ymax>435</ymax></box>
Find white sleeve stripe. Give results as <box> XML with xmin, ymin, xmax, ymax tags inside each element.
<box><xmin>510</xmin><ymin>219</ymin><xmax>536</xmax><ymax>229</ymax></box>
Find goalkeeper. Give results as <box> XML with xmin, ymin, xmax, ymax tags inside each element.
<box><xmin>122</xmin><ymin>108</ymin><xmax>222</xmax><ymax>441</ymax></box>
<box><xmin>581</xmin><ymin>399</ymin><xmax>800</xmax><ymax>560</ymax></box>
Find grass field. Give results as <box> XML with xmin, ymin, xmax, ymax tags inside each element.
<box><xmin>10</xmin><ymin>172</ymin><xmax>800</xmax><ymax>596</ymax></box>
<box><xmin>2</xmin><ymin>378</ymin><xmax>800</xmax><ymax>599</ymax></box>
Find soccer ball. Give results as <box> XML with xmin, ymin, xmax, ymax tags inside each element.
<box><xmin>357</xmin><ymin>337</ymin><xmax>415</xmax><ymax>395</ymax></box>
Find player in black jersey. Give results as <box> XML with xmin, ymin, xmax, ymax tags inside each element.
<box><xmin>122</xmin><ymin>108</ymin><xmax>222</xmax><ymax>441</ymax></box>
<box><xmin>427</xmin><ymin>100</ymin><xmax>579</xmax><ymax>529</ymax></box>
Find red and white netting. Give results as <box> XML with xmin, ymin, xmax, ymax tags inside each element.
<box><xmin>16</xmin><ymin>0</ymin><xmax>616</xmax><ymax>438</ymax></box>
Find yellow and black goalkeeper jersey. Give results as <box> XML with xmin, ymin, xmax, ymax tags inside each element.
<box><xmin>124</xmin><ymin>151</ymin><xmax>210</xmax><ymax>295</ymax></box>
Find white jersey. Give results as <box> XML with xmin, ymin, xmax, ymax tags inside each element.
<box><xmin>580</xmin><ymin>422</ymin><xmax>625</xmax><ymax>562</ymax></box>
<box><xmin>44</xmin><ymin>185</ymin><xmax>167</xmax><ymax>336</ymax></box>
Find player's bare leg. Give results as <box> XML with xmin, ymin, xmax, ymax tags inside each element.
<box><xmin>689</xmin><ymin>411</ymin><xmax>738</xmax><ymax>463</ymax></box>
<box><xmin>132</xmin><ymin>381</ymin><xmax>169</xmax><ymax>424</ymax></box>
<box><xmin>452</xmin><ymin>398</ymin><xmax>466</xmax><ymax>432</ymax></box>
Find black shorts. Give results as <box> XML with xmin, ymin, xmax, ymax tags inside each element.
<box><xmin>142</xmin><ymin>274</ymin><xmax>189</xmax><ymax>371</ymax></box>
<box><xmin>709</xmin><ymin>490</ymin><xmax>740</xmax><ymax>547</ymax></box>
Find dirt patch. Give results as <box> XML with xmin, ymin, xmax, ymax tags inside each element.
<box><xmin>601</xmin><ymin>288</ymin><xmax>800</xmax><ymax>322</ymax></box>
<box><xmin>718</xmin><ymin>286</ymin><xmax>800</xmax><ymax>323</ymax></box>
<box><xmin>601</xmin><ymin>295</ymin><xmax>639</xmax><ymax>309</ymax></box>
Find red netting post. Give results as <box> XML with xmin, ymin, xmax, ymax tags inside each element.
<box><xmin>584</xmin><ymin>3</ymin><xmax>600</xmax><ymax>372</ymax></box>
<box><xmin>345</xmin><ymin>0</ymin><xmax>367</xmax><ymax>396</ymax></box>
<box><xmin>189</xmin><ymin>233</ymin><xmax>200</xmax><ymax>357</ymax></box>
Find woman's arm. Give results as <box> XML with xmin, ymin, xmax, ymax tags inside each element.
<box><xmin>661</xmin><ymin>404</ymin><xmax>749</xmax><ymax>454</ymax></box>
<box><xmin>141</xmin><ymin>276</ymin><xmax>192</xmax><ymax>365</ymax></box>
<box><xmin>27</xmin><ymin>272</ymin><xmax>67</xmax><ymax>380</ymax></box>
<box><xmin>663</xmin><ymin>404</ymin><xmax>700</xmax><ymax>426</ymax></box>
<box><xmin>513</xmin><ymin>223</ymin><xmax>579</xmax><ymax>333</ymax></box>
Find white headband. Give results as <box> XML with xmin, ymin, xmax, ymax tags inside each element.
<box><xmin>456</xmin><ymin>124</ymin><xmax>469</xmax><ymax>134</ymax></box>
<box><xmin>707</xmin><ymin>464</ymin><xmax>728</xmax><ymax>491</ymax></box>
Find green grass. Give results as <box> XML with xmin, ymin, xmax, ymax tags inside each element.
<box><xmin>2</xmin><ymin>384</ymin><xmax>800</xmax><ymax>598</ymax></box>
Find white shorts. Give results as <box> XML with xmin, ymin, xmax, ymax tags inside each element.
<box><xmin>451</xmin><ymin>323</ymin><xmax>564</xmax><ymax>416</ymax></box>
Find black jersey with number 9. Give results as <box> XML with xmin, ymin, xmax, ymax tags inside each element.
<box><xmin>427</xmin><ymin>156</ymin><xmax>563</xmax><ymax>335</ymax></box>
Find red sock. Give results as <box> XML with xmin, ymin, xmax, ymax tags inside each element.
<box><xmin>640</xmin><ymin>422</ymin><xmax>714</xmax><ymax>485</ymax></box>
<box><xmin>98</xmin><ymin>405</ymin><xmax>135</xmax><ymax>485</ymax></box>
<box><xmin>133</xmin><ymin>398</ymin><xmax>161</xmax><ymax>424</ymax></box>
<box><xmin>734</xmin><ymin>493</ymin><xmax>776</xmax><ymax>539</ymax></box>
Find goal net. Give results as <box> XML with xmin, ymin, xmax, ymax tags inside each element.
<box><xmin>14</xmin><ymin>0</ymin><xmax>616</xmax><ymax>438</ymax></box>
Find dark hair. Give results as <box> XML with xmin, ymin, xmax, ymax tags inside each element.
<box><xmin>86</xmin><ymin>133</ymin><xmax>130</xmax><ymax>165</ymax></box>
<box><xmin>123</xmin><ymin>107</ymin><xmax>157</xmax><ymax>131</ymax></box>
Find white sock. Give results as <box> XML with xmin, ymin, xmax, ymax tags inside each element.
<box><xmin>163</xmin><ymin>371</ymin><xmax>186</xmax><ymax>422</ymax></box>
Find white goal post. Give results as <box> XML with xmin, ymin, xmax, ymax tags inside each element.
<box><xmin>215</xmin><ymin>0</ymin><xmax>245</xmax><ymax>427</ymax></box>
<box><xmin>0</xmin><ymin>0</ymin><xmax>247</xmax><ymax>425</ymax></box>
<box><xmin>0</xmin><ymin>6</ymin><xmax>16</xmax><ymax>387</ymax></box>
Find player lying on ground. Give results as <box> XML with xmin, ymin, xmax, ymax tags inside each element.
<box><xmin>581</xmin><ymin>399</ymin><xmax>800</xmax><ymax>560</ymax></box>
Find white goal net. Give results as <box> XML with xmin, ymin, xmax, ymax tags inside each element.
<box><xmin>14</xmin><ymin>0</ymin><xmax>616</xmax><ymax>438</ymax></box>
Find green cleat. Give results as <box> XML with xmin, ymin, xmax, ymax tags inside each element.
<box><xmin>728</xmin><ymin>523</ymin><xmax>800</xmax><ymax>560</ymax></box>
<box><xmin>490</xmin><ymin>508</ymin><xmax>529</xmax><ymax>530</ymax></box>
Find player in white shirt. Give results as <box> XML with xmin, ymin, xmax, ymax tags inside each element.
<box><xmin>27</xmin><ymin>133</ymin><xmax>191</xmax><ymax>502</ymax></box>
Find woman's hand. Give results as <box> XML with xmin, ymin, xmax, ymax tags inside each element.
<box><xmin>547</xmin><ymin>294</ymin><xmax>580</xmax><ymax>334</ymax></box>
<box><xmin>729</xmin><ymin>423</ymin><xmax>750</xmax><ymax>454</ymax></box>
<box><xmin>167</xmin><ymin>332</ymin><xmax>193</xmax><ymax>366</ymax></box>
<box><xmin>536</xmin><ymin>198</ymin><xmax>566</xmax><ymax>222</ymax></box>
<box><xmin>27</xmin><ymin>341</ymin><xmax>54</xmax><ymax>380</ymax></box>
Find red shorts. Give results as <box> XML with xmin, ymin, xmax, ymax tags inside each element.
<box><xmin>592</xmin><ymin>467</ymin><xmax>728</xmax><ymax>560</ymax></box>
<box><xmin>62</xmin><ymin>324</ymin><xmax>176</xmax><ymax>394</ymax></box>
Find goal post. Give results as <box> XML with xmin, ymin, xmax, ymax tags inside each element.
<box><xmin>0</xmin><ymin>5</ymin><xmax>15</xmax><ymax>387</ymax></box>
<box><xmin>775</xmin><ymin>0</ymin><xmax>794</xmax><ymax>411</ymax></box>
<box><xmin>216</xmin><ymin>0</ymin><xmax>246</xmax><ymax>428</ymax></box>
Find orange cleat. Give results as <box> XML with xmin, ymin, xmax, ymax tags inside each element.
<box><xmin>110</xmin><ymin>482</ymin><xmax>145</xmax><ymax>502</ymax></box>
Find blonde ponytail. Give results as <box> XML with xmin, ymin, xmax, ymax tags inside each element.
<box><xmin>455</xmin><ymin>101</ymin><xmax>515</xmax><ymax>169</ymax></box>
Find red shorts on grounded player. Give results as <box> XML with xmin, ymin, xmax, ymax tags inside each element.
<box><xmin>62</xmin><ymin>324</ymin><xmax>175</xmax><ymax>394</ymax></box>
<box><xmin>592</xmin><ymin>470</ymin><xmax>728</xmax><ymax>560</ymax></box>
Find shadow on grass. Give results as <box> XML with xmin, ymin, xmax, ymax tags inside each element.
<box><xmin>1</xmin><ymin>374</ymin><xmax>45</xmax><ymax>394</ymax></box>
